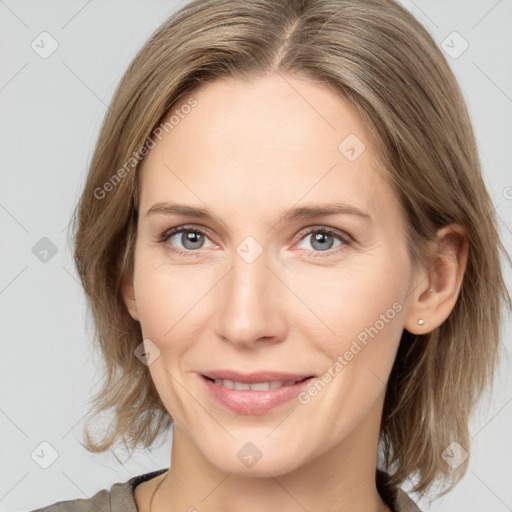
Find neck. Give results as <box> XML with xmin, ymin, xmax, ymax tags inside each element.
<box><xmin>153</xmin><ymin>392</ymin><xmax>390</xmax><ymax>512</ymax></box>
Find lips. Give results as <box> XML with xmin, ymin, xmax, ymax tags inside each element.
<box><xmin>201</xmin><ymin>369</ymin><xmax>315</xmax><ymax>383</ymax></box>
<box><xmin>199</xmin><ymin>369</ymin><xmax>317</xmax><ymax>415</ymax></box>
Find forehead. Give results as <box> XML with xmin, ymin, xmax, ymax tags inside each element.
<box><xmin>138</xmin><ymin>73</ymin><xmax>396</xmax><ymax>225</ymax></box>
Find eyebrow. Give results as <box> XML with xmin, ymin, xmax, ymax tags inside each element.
<box><xmin>145</xmin><ymin>201</ymin><xmax>371</xmax><ymax>223</ymax></box>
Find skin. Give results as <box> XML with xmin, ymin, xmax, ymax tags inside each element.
<box><xmin>123</xmin><ymin>73</ymin><xmax>469</xmax><ymax>512</ymax></box>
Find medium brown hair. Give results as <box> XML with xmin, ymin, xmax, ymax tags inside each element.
<box><xmin>72</xmin><ymin>0</ymin><xmax>511</xmax><ymax>497</ymax></box>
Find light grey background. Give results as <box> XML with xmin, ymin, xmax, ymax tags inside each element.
<box><xmin>1</xmin><ymin>1</ymin><xmax>511</xmax><ymax>511</ymax></box>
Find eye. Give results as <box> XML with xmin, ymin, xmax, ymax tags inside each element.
<box><xmin>295</xmin><ymin>226</ymin><xmax>351</xmax><ymax>256</ymax></box>
<box><xmin>158</xmin><ymin>225</ymin><xmax>215</xmax><ymax>257</ymax></box>
<box><xmin>157</xmin><ymin>225</ymin><xmax>351</xmax><ymax>258</ymax></box>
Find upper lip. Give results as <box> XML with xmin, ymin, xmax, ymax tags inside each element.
<box><xmin>201</xmin><ymin>370</ymin><xmax>315</xmax><ymax>383</ymax></box>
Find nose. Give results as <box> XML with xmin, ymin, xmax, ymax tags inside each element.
<box><xmin>213</xmin><ymin>245</ymin><xmax>288</xmax><ymax>348</ymax></box>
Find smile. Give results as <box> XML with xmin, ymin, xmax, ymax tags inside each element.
<box><xmin>209</xmin><ymin>378</ymin><xmax>308</xmax><ymax>390</ymax></box>
<box><xmin>201</xmin><ymin>374</ymin><xmax>316</xmax><ymax>415</ymax></box>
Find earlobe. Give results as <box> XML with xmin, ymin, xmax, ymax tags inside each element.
<box><xmin>121</xmin><ymin>276</ymin><xmax>140</xmax><ymax>322</ymax></box>
<box><xmin>404</xmin><ymin>224</ymin><xmax>469</xmax><ymax>335</ymax></box>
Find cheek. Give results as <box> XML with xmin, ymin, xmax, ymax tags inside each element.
<box><xmin>132</xmin><ymin>252</ymin><xmax>220</xmax><ymax>362</ymax></box>
<box><xmin>324</xmin><ymin>254</ymin><xmax>410</xmax><ymax>384</ymax></box>
<box><xmin>293</xmin><ymin>255</ymin><xmax>408</xmax><ymax>347</ymax></box>
<box><xmin>296</xmin><ymin>261</ymin><xmax>408</xmax><ymax>434</ymax></box>
<box><xmin>132</xmin><ymin>258</ymin><xmax>205</xmax><ymax>421</ymax></box>
<box><xmin>133</xmin><ymin>257</ymin><xmax>189</xmax><ymax>346</ymax></box>
<box><xmin>135</xmin><ymin>274</ymin><xmax>175</xmax><ymax>339</ymax></box>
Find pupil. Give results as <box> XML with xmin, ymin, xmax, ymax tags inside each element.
<box><xmin>183</xmin><ymin>231</ymin><xmax>203</xmax><ymax>249</ymax></box>
<box><xmin>312</xmin><ymin>232</ymin><xmax>333</xmax><ymax>251</ymax></box>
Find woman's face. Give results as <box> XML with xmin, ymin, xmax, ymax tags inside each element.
<box><xmin>125</xmin><ymin>73</ymin><xmax>419</xmax><ymax>476</ymax></box>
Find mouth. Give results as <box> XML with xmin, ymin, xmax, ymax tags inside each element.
<box><xmin>200</xmin><ymin>372</ymin><xmax>316</xmax><ymax>415</ymax></box>
<box><xmin>203</xmin><ymin>375</ymin><xmax>312</xmax><ymax>390</ymax></box>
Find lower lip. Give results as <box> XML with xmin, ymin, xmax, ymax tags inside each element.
<box><xmin>201</xmin><ymin>374</ymin><xmax>316</xmax><ymax>415</ymax></box>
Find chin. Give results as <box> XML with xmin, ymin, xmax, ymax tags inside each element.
<box><xmin>202</xmin><ymin>440</ymin><xmax>308</xmax><ymax>478</ymax></box>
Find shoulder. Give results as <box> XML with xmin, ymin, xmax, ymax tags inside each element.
<box><xmin>29</xmin><ymin>487</ymin><xmax>111</xmax><ymax>512</ymax></box>
<box><xmin>376</xmin><ymin>469</ymin><xmax>422</xmax><ymax>512</ymax></box>
<box><xmin>394</xmin><ymin>487</ymin><xmax>422</xmax><ymax>512</ymax></box>
<box><xmin>29</xmin><ymin>469</ymin><xmax>168</xmax><ymax>512</ymax></box>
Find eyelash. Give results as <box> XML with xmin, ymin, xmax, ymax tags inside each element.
<box><xmin>157</xmin><ymin>225</ymin><xmax>351</xmax><ymax>259</ymax></box>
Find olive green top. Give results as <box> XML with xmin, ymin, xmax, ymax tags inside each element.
<box><xmin>30</xmin><ymin>468</ymin><xmax>421</xmax><ymax>511</ymax></box>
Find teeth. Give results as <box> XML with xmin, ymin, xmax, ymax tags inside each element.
<box><xmin>212</xmin><ymin>378</ymin><xmax>301</xmax><ymax>390</ymax></box>
<box><xmin>222</xmin><ymin>379</ymin><xmax>235</xmax><ymax>389</ymax></box>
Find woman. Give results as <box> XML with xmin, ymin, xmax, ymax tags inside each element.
<box><xmin>32</xmin><ymin>0</ymin><xmax>510</xmax><ymax>511</ymax></box>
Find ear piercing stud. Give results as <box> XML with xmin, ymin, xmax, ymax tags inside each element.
<box><xmin>417</xmin><ymin>318</ymin><xmax>425</xmax><ymax>325</ymax></box>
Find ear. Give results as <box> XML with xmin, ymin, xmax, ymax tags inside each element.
<box><xmin>404</xmin><ymin>224</ymin><xmax>469</xmax><ymax>335</ymax></box>
<box><xmin>121</xmin><ymin>274</ymin><xmax>140</xmax><ymax>322</ymax></box>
